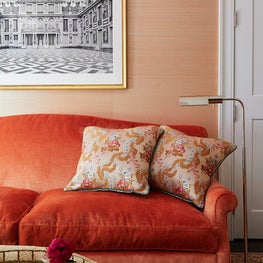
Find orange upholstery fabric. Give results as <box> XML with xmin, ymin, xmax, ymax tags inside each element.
<box><xmin>0</xmin><ymin>114</ymin><xmax>208</xmax><ymax>193</ymax></box>
<box><xmin>0</xmin><ymin>187</ymin><xmax>38</xmax><ymax>244</ymax></box>
<box><xmin>19</xmin><ymin>189</ymin><xmax>218</xmax><ymax>251</ymax></box>
<box><xmin>79</xmin><ymin>251</ymin><xmax>217</xmax><ymax>263</ymax></box>
<box><xmin>0</xmin><ymin>114</ymin><xmax>237</xmax><ymax>263</ymax></box>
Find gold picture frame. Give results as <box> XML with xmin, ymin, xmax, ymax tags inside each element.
<box><xmin>0</xmin><ymin>0</ymin><xmax>126</xmax><ymax>89</ymax></box>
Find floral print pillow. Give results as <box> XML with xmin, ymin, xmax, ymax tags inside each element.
<box><xmin>149</xmin><ymin>125</ymin><xmax>237</xmax><ymax>208</ymax></box>
<box><xmin>64</xmin><ymin>125</ymin><xmax>162</xmax><ymax>195</ymax></box>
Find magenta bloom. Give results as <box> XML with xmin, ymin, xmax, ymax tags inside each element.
<box><xmin>47</xmin><ymin>238</ymin><xmax>74</xmax><ymax>263</ymax></box>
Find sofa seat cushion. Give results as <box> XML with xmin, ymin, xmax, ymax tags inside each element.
<box><xmin>19</xmin><ymin>189</ymin><xmax>219</xmax><ymax>252</ymax></box>
<box><xmin>0</xmin><ymin>187</ymin><xmax>39</xmax><ymax>244</ymax></box>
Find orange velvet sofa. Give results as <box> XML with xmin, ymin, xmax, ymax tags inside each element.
<box><xmin>0</xmin><ymin>114</ymin><xmax>238</xmax><ymax>263</ymax></box>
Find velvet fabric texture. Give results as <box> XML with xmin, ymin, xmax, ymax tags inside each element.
<box><xmin>19</xmin><ymin>189</ymin><xmax>218</xmax><ymax>252</ymax></box>
<box><xmin>79</xmin><ymin>251</ymin><xmax>217</xmax><ymax>263</ymax></box>
<box><xmin>0</xmin><ymin>114</ymin><xmax>208</xmax><ymax>193</ymax></box>
<box><xmin>0</xmin><ymin>187</ymin><xmax>38</xmax><ymax>244</ymax></box>
<box><xmin>0</xmin><ymin>114</ymin><xmax>237</xmax><ymax>263</ymax></box>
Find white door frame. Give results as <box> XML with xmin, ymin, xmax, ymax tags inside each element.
<box><xmin>218</xmin><ymin>0</ymin><xmax>236</xmax><ymax>239</ymax></box>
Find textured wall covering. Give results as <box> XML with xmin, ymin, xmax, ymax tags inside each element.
<box><xmin>0</xmin><ymin>0</ymin><xmax>218</xmax><ymax>137</ymax></box>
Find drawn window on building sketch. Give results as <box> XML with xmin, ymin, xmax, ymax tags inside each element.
<box><xmin>103</xmin><ymin>28</ymin><xmax>108</xmax><ymax>43</ymax></box>
<box><xmin>73</xmin><ymin>19</ymin><xmax>78</xmax><ymax>32</ymax></box>
<box><xmin>48</xmin><ymin>4</ymin><xmax>55</xmax><ymax>14</ymax></box>
<box><xmin>98</xmin><ymin>6</ymin><xmax>102</xmax><ymax>25</ymax></box>
<box><xmin>25</xmin><ymin>18</ymin><xmax>33</xmax><ymax>31</ymax></box>
<box><xmin>13</xmin><ymin>19</ymin><xmax>18</xmax><ymax>32</ymax></box>
<box><xmin>37</xmin><ymin>4</ymin><xmax>44</xmax><ymax>14</ymax></box>
<box><xmin>4</xmin><ymin>19</ymin><xmax>9</xmax><ymax>32</ymax></box>
<box><xmin>103</xmin><ymin>5</ymin><xmax>108</xmax><ymax>19</ymax></box>
<box><xmin>93</xmin><ymin>31</ymin><xmax>97</xmax><ymax>44</ymax></box>
<box><xmin>86</xmin><ymin>34</ymin><xmax>89</xmax><ymax>44</ymax></box>
<box><xmin>26</xmin><ymin>4</ymin><xmax>33</xmax><ymax>14</ymax></box>
<box><xmin>63</xmin><ymin>19</ymin><xmax>68</xmax><ymax>32</ymax></box>
<box><xmin>37</xmin><ymin>18</ymin><xmax>44</xmax><ymax>30</ymax></box>
<box><xmin>93</xmin><ymin>11</ymin><xmax>97</xmax><ymax>23</ymax></box>
<box><xmin>48</xmin><ymin>18</ymin><xmax>55</xmax><ymax>30</ymax></box>
<box><xmin>86</xmin><ymin>16</ymin><xmax>89</xmax><ymax>27</ymax></box>
<box><xmin>89</xmin><ymin>11</ymin><xmax>92</xmax><ymax>26</ymax></box>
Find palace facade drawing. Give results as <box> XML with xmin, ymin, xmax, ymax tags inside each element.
<box><xmin>0</xmin><ymin>0</ymin><xmax>113</xmax><ymax>52</ymax></box>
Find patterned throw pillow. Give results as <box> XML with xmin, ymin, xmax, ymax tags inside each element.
<box><xmin>64</xmin><ymin>126</ymin><xmax>162</xmax><ymax>195</ymax></box>
<box><xmin>149</xmin><ymin>125</ymin><xmax>237</xmax><ymax>208</ymax></box>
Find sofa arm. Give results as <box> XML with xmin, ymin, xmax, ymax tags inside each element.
<box><xmin>203</xmin><ymin>178</ymin><xmax>238</xmax><ymax>227</ymax></box>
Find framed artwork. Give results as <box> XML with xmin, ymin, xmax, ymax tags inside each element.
<box><xmin>0</xmin><ymin>0</ymin><xmax>126</xmax><ymax>89</ymax></box>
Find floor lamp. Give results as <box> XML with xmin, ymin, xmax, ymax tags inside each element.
<box><xmin>179</xmin><ymin>96</ymin><xmax>248</xmax><ymax>263</ymax></box>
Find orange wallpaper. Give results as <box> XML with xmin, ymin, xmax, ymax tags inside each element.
<box><xmin>0</xmin><ymin>0</ymin><xmax>218</xmax><ymax>137</ymax></box>
<box><xmin>122</xmin><ymin>0</ymin><xmax>219</xmax><ymax>137</ymax></box>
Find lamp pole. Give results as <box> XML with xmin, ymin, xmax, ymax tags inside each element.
<box><xmin>179</xmin><ymin>96</ymin><xmax>248</xmax><ymax>263</ymax></box>
<box><xmin>209</xmin><ymin>97</ymin><xmax>247</xmax><ymax>263</ymax></box>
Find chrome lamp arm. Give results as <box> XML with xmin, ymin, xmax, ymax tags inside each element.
<box><xmin>179</xmin><ymin>96</ymin><xmax>248</xmax><ymax>263</ymax></box>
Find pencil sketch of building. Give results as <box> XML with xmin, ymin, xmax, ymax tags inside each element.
<box><xmin>0</xmin><ymin>0</ymin><xmax>113</xmax><ymax>52</ymax></box>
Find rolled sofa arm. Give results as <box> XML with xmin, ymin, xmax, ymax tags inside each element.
<box><xmin>203</xmin><ymin>178</ymin><xmax>238</xmax><ymax>227</ymax></box>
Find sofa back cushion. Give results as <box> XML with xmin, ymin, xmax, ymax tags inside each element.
<box><xmin>0</xmin><ymin>114</ymin><xmax>208</xmax><ymax>193</ymax></box>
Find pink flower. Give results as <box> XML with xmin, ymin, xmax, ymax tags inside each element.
<box><xmin>102</xmin><ymin>138</ymin><xmax>120</xmax><ymax>151</ymax></box>
<box><xmin>116</xmin><ymin>178</ymin><xmax>129</xmax><ymax>190</ymax></box>
<box><xmin>176</xmin><ymin>144</ymin><xmax>185</xmax><ymax>154</ymax></box>
<box><xmin>81</xmin><ymin>178</ymin><xmax>93</xmax><ymax>188</ymax></box>
<box><xmin>47</xmin><ymin>238</ymin><xmax>74</xmax><ymax>263</ymax></box>
<box><xmin>166</xmin><ymin>143</ymin><xmax>185</xmax><ymax>156</ymax></box>
<box><xmin>110</xmin><ymin>139</ymin><xmax>120</xmax><ymax>148</ymax></box>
